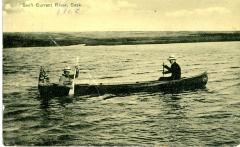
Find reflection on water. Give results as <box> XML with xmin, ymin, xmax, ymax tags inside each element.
<box><xmin>3</xmin><ymin>42</ymin><xmax>240</xmax><ymax>146</ymax></box>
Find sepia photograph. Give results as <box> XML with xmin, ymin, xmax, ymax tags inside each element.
<box><xmin>2</xmin><ymin>0</ymin><xmax>240</xmax><ymax>146</ymax></box>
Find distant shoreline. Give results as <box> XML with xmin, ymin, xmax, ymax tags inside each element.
<box><xmin>3</xmin><ymin>31</ymin><xmax>240</xmax><ymax>48</ymax></box>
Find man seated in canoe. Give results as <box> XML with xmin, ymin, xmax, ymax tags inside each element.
<box><xmin>59</xmin><ymin>66</ymin><xmax>79</xmax><ymax>87</ymax></box>
<box><xmin>159</xmin><ymin>55</ymin><xmax>181</xmax><ymax>81</ymax></box>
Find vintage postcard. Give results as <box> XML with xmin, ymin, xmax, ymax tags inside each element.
<box><xmin>2</xmin><ymin>0</ymin><xmax>240</xmax><ymax>146</ymax></box>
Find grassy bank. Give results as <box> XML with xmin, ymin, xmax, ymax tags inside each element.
<box><xmin>3</xmin><ymin>31</ymin><xmax>240</xmax><ymax>48</ymax></box>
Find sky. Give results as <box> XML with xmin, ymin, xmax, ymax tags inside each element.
<box><xmin>3</xmin><ymin>0</ymin><xmax>240</xmax><ymax>32</ymax></box>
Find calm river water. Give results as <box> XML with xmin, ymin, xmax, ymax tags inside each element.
<box><xmin>3</xmin><ymin>42</ymin><xmax>240</xmax><ymax>146</ymax></box>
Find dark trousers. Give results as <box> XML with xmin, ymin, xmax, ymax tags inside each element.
<box><xmin>158</xmin><ymin>77</ymin><xmax>172</xmax><ymax>81</ymax></box>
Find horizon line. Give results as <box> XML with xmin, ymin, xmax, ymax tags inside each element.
<box><xmin>3</xmin><ymin>30</ymin><xmax>240</xmax><ymax>33</ymax></box>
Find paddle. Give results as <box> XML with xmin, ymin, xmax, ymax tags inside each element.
<box><xmin>69</xmin><ymin>57</ymin><xmax>79</xmax><ymax>95</ymax></box>
<box><xmin>162</xmin><ymin>62</ymin><xmax>165</xmax><ymax>77</ymax></box>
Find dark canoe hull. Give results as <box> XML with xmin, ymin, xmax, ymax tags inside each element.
<box><xmin>38</xmin><ymin>84</ymin><xmax>71</xmax><ymax>98</ymax></box>
<box><xmin>74</xmin><ymin>72</ymin><xmax>208</xmax><ymax>96</ymax></box>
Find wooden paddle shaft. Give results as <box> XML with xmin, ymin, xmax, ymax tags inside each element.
<box><xmin>163</xmin><ymin>62</ymin><xmax>165</xmax><ymax>77</ymax></box>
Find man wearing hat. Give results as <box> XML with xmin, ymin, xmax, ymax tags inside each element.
<box><xmin>161</xmin><ymin>55</ymin><xmax>181</xmax><ymax>80</ymax></box>
<box><xmin>59</xmin><ymin>66</ymin><xmax>76</xmax><ymax>87</ymax></box>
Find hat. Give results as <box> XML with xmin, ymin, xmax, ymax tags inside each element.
<box><xmin>63</xmin><ymin>66</ymin><xmax>71</xmax><ymax>71</ymax></box>
<box><xmin>168</xmin><ymin>55</ymin><xmax>176</xmax><ymax>61</ymax></box>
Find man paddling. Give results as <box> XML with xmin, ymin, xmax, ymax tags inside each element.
<box><xmin>159</xmin><ymin>55</ymin><xmax>181</xmax><ymax>81</ymax></box>
<box><xmin>59</xmin><ymin>66</ymin><xmax>79</xmax><ymax>87</ymax></box>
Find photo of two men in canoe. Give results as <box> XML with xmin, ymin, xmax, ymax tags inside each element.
<box><xmin>38</xmin><ymin>55</ymin><xmax>208</xmax><ymax>98</ymax></box>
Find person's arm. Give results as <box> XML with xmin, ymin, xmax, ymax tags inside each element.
<box><xmin>59</xmin><ymin>76</ymin><xmax>64</xmax><ymax>85</ymax></box>
<box><xmin>163</xmin><ymin>65</ymin><xmax>171</xmax><ymax>74</ymax></box>
<box><xmin>75</xmin><ymin>66</ymin><xmax>80</xmax><ymax>78</ymax></box>
<box><xmin>163</xmin><ymin>65</ymin><xmax>171</xmax><ymax>70</ymax></box>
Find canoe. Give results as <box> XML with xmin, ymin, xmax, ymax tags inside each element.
<box><xmin>38</xmin><ymin>83</ymin><xmax>71</xmax><ymax>98</ymax></box>
<box><xmin>74</xmin><ymin>72</ymin><xmax>208</xmax><ymax>96</ymax></box>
